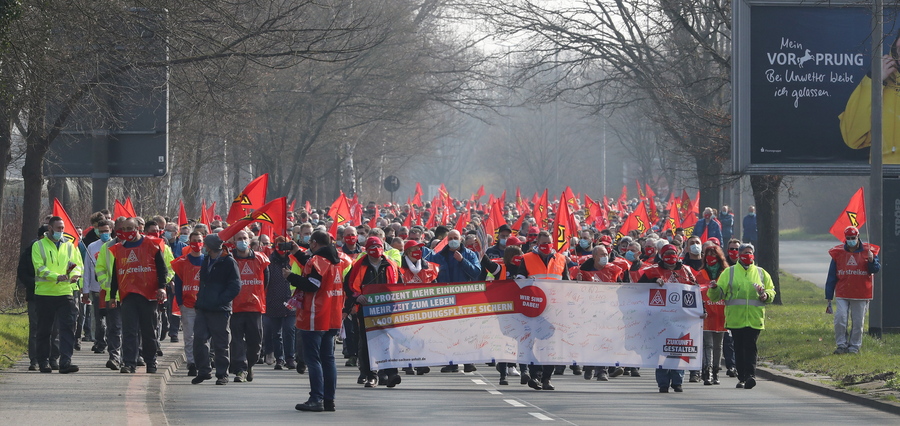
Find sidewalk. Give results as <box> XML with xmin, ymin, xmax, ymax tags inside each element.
<box><xmin>757</xmin><ymin>364</ymin><xmax>900</xmax><ymax>416</ymax></box>
<box><xmin>0</xmin><ymin>338</ymin><xmax>184</xmax><ymax>426</ymax></box>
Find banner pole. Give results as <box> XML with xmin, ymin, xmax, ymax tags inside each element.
<box><xmin>869</xmin><ymin>0</ymin><xmax>884</xmax><ymax>338</ymax></box>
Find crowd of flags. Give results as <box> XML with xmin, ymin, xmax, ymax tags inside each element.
<box><xmin>49</xmin><ymin>171</ymin><xmax>869</xmax><ymax>248</ymax></box>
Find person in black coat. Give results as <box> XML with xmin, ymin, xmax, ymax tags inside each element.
<box><xmin>192</xmin><ymin>234</ymin><xmax>241</xmax><ymax>385</ymax></box>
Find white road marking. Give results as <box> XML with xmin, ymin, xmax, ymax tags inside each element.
<box><xmin>487</xmin><ymin>390</ymin><xmax>502</xmax><ymax>395</ymax></box>
<box><xmin>471</xmin><ymin>379</ymin><xmax>487</xmax><ymax>385</ymax></box>
<box><xmin>530</xmin><ymin>413</ymin><xmax>553</xmax><ymax>421</ymax></box>
<box><xmin>504</xmin><ymin>399</ymin><xmax>526</xmax><ymax>407</ymax></box>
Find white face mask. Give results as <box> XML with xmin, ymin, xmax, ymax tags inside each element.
<box><xmin>597</xmin><ymin>256</ymin><xmax>609</xmax><ymax>267</ymax></box>
<box><xmin>689</xmin><ymin>244</ymin><xmax>701</xmax><ymax>256</ymax></box>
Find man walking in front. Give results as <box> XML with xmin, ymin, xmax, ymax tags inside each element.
<box><xmin>192</xmin><ymin>234</ymin><xmax>241</xmax><ymax>385</ymax></box>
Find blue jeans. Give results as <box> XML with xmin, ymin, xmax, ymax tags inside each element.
<box><xmin>655</xmin><ymin>368</ymin><xmax>684</xmax><ymax>388</ymax></box>
<box><xmin>263</xmin><ymin>315</ymin><xmax>295</xmax><ymax>361</ymax></box>
<box><xmin>300</xmin><ymin>329</ymin><xmax>338</xmax><ymax>403</ymax></box>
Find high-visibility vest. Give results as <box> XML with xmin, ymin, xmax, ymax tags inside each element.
<box><xmin>296</xmin><ymin>254</ymin><xmax>351</xmax><ymax>331</ymax></box>
<box><xmin>109</xmin><ymin>237</ymin><xmax>164</xmax><ymax>301</ymax></box>
<box><xmin>171</xmin><ymin>255</ymin><xmax>202</xmax><ymax>308</ymax></box>
<box><xmin>829</xmin><ymin>243</ymin><xmax>879</xmax><ymax>300</ymax></box>
<box><xmin>232</xmin><ymin>252</ymin><xmax>270</xmax><ymax>313</ymax></box>
<box><xmin>522</xmin><ymin>252</ymin><xmax>566</xmax><ymax>280</ymax></box>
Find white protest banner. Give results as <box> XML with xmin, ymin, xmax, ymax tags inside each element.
<box><xmin>362</xmin><ymin>279</ymin><xmax>704</xmax><ymax>370</ymax></box>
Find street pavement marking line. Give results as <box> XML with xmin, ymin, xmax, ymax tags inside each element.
<box><xmin>472</xmin><ymin>379</ymin><xmax>487</xmax><ymax>385</ymax></box>
<box><xmin>463</xmin><ymin>372</ymin><xmax>475</xmax><ymax>376</ymax></box>
<box><xmin>504</xmin><ymin>399</ymin><xmax>526</xmax><ymax>407</ymax></box>
<box><xmin>487</xmin><ymin>390</ymin><xmax>502</xmax><ymax>395</ymax></box>
<box><xmin>125</xmin><ymin>375</ymin><xmax>152</xmax><ymax>426</ymax></box>
<box><xmin>530</xmin><ymin>413</ymin><xmax>553</xmax><ymax>421</ymax></box>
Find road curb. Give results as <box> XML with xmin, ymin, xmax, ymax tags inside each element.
<box><xmin>151</xmin><ymin>341</ymin><xmax>186</xmax><ymax>425</ymax></box>
<box><xmin>756</xmin><ymin>366</ymin><xmax>900</xmax><ymax>416</ymax></box>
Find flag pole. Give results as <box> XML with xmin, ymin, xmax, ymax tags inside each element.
<box><xmin>869</xmin><ymin>0</ymin><xmax>884</xmax><ymax>338</ymax></box>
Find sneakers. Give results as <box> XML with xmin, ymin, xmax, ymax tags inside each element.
<box><xmin>28</xmin><ymin>363</ymin><xmax>38</xmax><ymax>371</ymax></box>
<box><xmin>120</xmin><ymin>365</ymin><xmax>136</xmax><ymax>374</ymax></box>
<box><xmin>659</xmin><ymin>387</ymin><xmax>669</xmax><ymax>393</ymax></box>
<box><xmin>286</xmin><ymin>359</ymin><xmax>297</xmax><ymax>370</ymax></box>
<box><xmin>630</xmin><ymin>369</ymin><xmax>641</xmax><ymax>377</ymax></box>
<box><xmin>192</xmin><ymin>373</ymin><xmax>212</xmax><ymax>384</ymax></box>
<box><xmin>187</xmin><ymin>363</ymin><xmax>198</xmax><ymax>377</ymax></box>
<box><xmin>295</xmin><ymin>400</ymin><xmax>324</xmax><ymax>412</ymax></box>
<box><xmin>415</xmin><ymin>367</ymin><xmax>430</xmax><ymax>375</ymax></box>
<box><xmin>403</xmin><ymin>367</ymin><xmax>415</xmax><ymax>375</ymax></box>
<box><xmin>507</xmin><ymin>366</ymin><xmax>520</xmax><ymax>376</ymax></box>
<box><xmin>74</xmin><ymin>341</ymin><xmax>81</xmax><ymax>351</ymax></box>
<box><xmin>541</xmin><ymin>380</ymin><xmax>555</xmax><ymax>391</ymax></box>
<box><xmin>107</xmin><ymin>359</ymin><xmax>121</xmax><ymax>371</ymax></box>
<box><xmin>440</xmin><ymin>365</ymin><xmax>459</xmax><ymax>373</ymax></box>
<box><xmin>689</xmin><ymin>371</ymin><xmax>700</xmax><ymax>382</ymax></box>
<box><xmin>364</xmin><ymin>376</ymin><xmax>377</xmax><ymax>387</ymax></box>
<box><xmin>357</xmin><ymin>374</ymin><xmax>366</xmax><ymax>384</ymax></box>
<box><xmin>609</xmin><ymin>367</ymin><xmax>625</xmax><ymax>378</ymax></box>
<box><xmin>571</xmin><ymin>365</ymin><xmax>583</xmax><ymax>375</ymax></box>
<box><xmin>672</xmin><ymin>385</ymin><xmax>683</xmax><ymax>392</ymax></box>
<box><xmin>744</xmin><ymin>377</ymin><xmax>757</xmax><ymax>389</ymax></box>
<box><xmin>726</xmin><ymin>368</ymin><xmax>736</xmax><ymax>377</ymax></box>
<box><xmin>274</xmin><ymin>360</ymin><xmax>284</xmax><ymax>370</ymax></box>
<box><xmin>59</xmin><ymin>364</ymin><xmax>79</xmax><ymax>374</ymax></box>
<box><xmin>527</xmin><ymin>378</ymin><xmax>543</xmax><ymax>390</ymax></box>
<box><xmin>215</xmin><ymin>376</ymin><xmax>228</xmax><ymax>385</ymax></box>
<box><xmin>597</xmin><ymin>370</ymin><xmax>609</xmax><ymax>381</ymax></box>
<box><xmin>711</xmin><ymin>372</ymin><xmax>720</xmax><ymax>385</ymax></box>
<box><xmin>324</xmin><ymin>400</ymin><xmax>335</xmax><ymax>412</ymax></box>
<box><xmin>583</xmin><ymin>368</ymin><xmax>594</xmax><ymax>380</ymax></box>
<box><xmin>736</xmin><ymin>382</ymin><xmax>745</xmax><ymax>388</ymax></box>
<box><xmin>296</xmin><ymin>363</ymin><xmax>307</xmax><ymax>374</ymax></box>
<box><xmin>147</xmin><ymin>364</ymin><xmax>158</xmax><ymax>374</ymax></box>
<box><xmin>499</xmin><ymin>379</ymin><xmax>509</xmax><ymax>385</ymax></box>
<box><xmin>833</xmin><ymin>347</ymin><xmax>848</xmax><ymax>355</ymax></box>
<box><xmin>234</xmin><ymin>371</ymin><xmax>248</xmax><ymax>383</ymax></box>
<box><xmin>49</xmin><ymin>359</ymin><xmax>59</xmax><ymax>370</ymax></box>
<box><xmin>345</xmin><ymin>356</ymin><xmax>357</xmax><ymax>367</ymax></box>
<box><xmin>463</xmin><ymin>364</ymin><xmax>477</xmax><ymax>372</ymax></box>
<box><xmin>170</xmin><ymin>336</ymin><xmax>179</xmax><ymax>343</ymax></box>
<box><xmin>136</xmin><ymin>358</ymin><xmax>145</xmax><ymax>367</ymax></box>
<box><xmin>520</xmin><ymin>373</ymin><xmax>531</xmax><ymax>385</ymax></box>
<box><xmin>265</xmin><ymin>352</ymin><xmax>275</xmax><ymax>365</ymax></box>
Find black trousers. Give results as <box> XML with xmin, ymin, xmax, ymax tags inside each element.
<box><xmin>355</xmin><ymin>311</ymin><xmax>397</xmax><ymax>378</ymax></box>
<box><xmin>121</xmin><ymin>293</ymin><xmax>159</xmax><ymax>367</ymax></box>
<box><xmin>729</xmin><ymin>327</ymin><xmax>761</xmax><ymax>382</ymax></box>
<box><xmin>229</xmin><ymin>312</ymin><xmax>262</xmax><ymax>373</ymax></box>
<box><xmin>194</xmin><ymin>309</ymin><xmax>231</xmax><ymax>378</ymax></box>
<box><xmin>34</xmin><ymin>295</ymin><xmax>75</xmax><ymax>366</ymax></box>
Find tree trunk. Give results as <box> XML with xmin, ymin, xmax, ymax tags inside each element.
<box><xmin>0</xmin><ymin>111</ymin><xmax>12</xmax><ymax>231</ymax></box>
<box><xmin>750</xmin><ymin>175</ymin><xmax>783</xmax><ymax>305</ymax></box>
<box><xmin>20</xmin><ymin>137</ymin><xmax>49</xmax><ymax>248</ymax></box>
<box><xmin>695</xmin><ymin>154</ymin><xmax>722</xmax><ymax>212</ymax></box>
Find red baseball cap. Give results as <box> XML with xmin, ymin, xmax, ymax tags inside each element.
<box><xmin>364</xmin><ymin>236</ymin><xmax>383</xmax><ymax>248</ymax></box>
<box><xmin>505</xmin><ymin>236</ymin><xmax>523</xmax><ymax>246</ymax></box>
<box><xmin>660</xmin><ymin>244</ymin><xmax>678</xmax><ymax>255</ymax></box>
<box><xmin>528</xmin><ymin>226</ymin><xmax>540</xmax><ymax>235</ymax></box>
<box><xmin>598</xmin><ymin>235</ymin><xmax>613</xmax><ymax>247</ymax></box>
<box><xmin>844</xmin><ymin>226</ymin><xmax>859</xmax><ymax>238</ymax></box>
<box><xmin>403</xmin><ymin>240</ymin><xmax>424</xmax><ymax>252</ymax></box>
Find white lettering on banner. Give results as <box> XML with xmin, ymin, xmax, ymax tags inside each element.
<box><xmin>365</xmin><ymin>280</ymin><xmax>704</xmax><ymax>370</ymax></box>
<box><xmin>764</xmin><ymin>37</ymin><xmax>862</xmax><ymax>109</ymax></box>
<box><xmin>240</xmin><ymin>278</ymin><xmax>263</xmax><ymax>286</ymax></box>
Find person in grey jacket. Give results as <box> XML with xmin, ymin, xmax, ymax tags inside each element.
<box><xmin>192</xmin><ymin>234</ymin><xmax>241</xmax><ymax>385</ymax></box>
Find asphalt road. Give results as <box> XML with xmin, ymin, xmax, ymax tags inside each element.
<box><xmin>164</xmin><ymin>357</ymin><xmax>899</xmax><ymax>425</ymax></box>
<box><xmin>779</xmin><ymin>240</ymin><xmax>837</xmax><ymax>288</ymax></box>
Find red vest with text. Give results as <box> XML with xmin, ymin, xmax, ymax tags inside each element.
<box><xmin>233</xmin><ymin>252</ymin><xmax>270</xmax><ymax>313</ymax></box>
<box><xmin>571</xmin><ymin>262</ymin><xmax>623</xmax><ymax>282</ymax></box>
<box><xmin>297</xmin><ymin>254</ymin><xmax>351</xmax><ymax>331</ymax></box>
<box><xmin>171</xmin><ymin>255</ymin><xmax>202</xmax><ymax>308</ymax></box>
<box><xmin>829</xmin><ymin>243</ymin><xmax>880</xmax><ymax>300</ymax></box>
<box><xmin>110</xmin><ymin>237</ymin><xmax>164</xmax><ymax>301</ymax></box>
<box><xmin>640</xmin><ymin>264</ymin><xmax>696</xmax><ymax>285</ymax></box>
<box><xmin>400</xmin><ymin>261</ymin><xmax>441</xmax><ymax>284</ymax></box>
<box><xmin>522</xmin><ymin>252</ymin><xmax>566</xmax><ymax>280</ymax></box>
<box><xmin>696</xmin><ymin>269</ymin><xmax>726</xmax><ymax>332</ymax></box>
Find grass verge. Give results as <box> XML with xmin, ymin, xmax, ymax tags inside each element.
<box><xmin>761</xmin><ymin>272</ymin><xmax>900</xmax><ymax>389</ymax></box>
<box><xmin>778</xmin><ymin>227</ymin><xmax>835</xmax><ymax>241</ymax></box>
<box><xmin>0</xmin><ymin>307</ymin><xmax>28</xmax><ymax>370</ymax></box>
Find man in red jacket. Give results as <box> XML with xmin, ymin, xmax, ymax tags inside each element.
<box><xmin>288</xmin><ymin>231</ymin><xmax>351</xmax><ymax>412</ymax></box>
<box><xmin>825</xmin><ymin>226</ymin><xmax>880</xmax><ymax>355</ymax></box>
<box><xmin>229</xmin><ymin>230</ymin><xmax>270</xmax><ymax>383</ymax></box>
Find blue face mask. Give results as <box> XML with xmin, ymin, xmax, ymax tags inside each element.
<box><xmin>846</xmin><ymin>239</ymin><xmax>858</xmax><ymax>248</ymax></box>
<box><xmin>163</xmin><ymin>231</ymin><xmax>173</xmax><ymax>241</ymax></box>
<box><xmin>625</xmin><ymin>251</ymin><xmax>636</xmax><ymax>262</ymax></box>
<box><xmin>236</xmin><ymin>240</ymin><xmax>249</xmax><ymax>251</ymax></box>
<box><xmin>448</xmin><ymin>239</ymin><xmax>461</xmax><ymax>250</ymax></box>
<box><xmin>301</xmin><ymin>235</ymin><xmax>310</xmax><ymax>244</ymax></box>
<box><xmin>99</xmin><ymin>232</ymin><xmax>111</xmax><ymax>242</ymax></box>
<box><xmin>499</xmin><ymin>237</ymin><xmax>507</xmax><ymax>246</ymax></box>
<box><xmin>179</xmin><ymin>234</ymin><xmax>189</xmax><ymax>243</ymax></box>
<box><xmin>52</xmin><ymin>231</ymin><xmax>64</xmax><ymax>241</ymax></box>
<box><xmin>579</xmin><ymin>239</ymin><xmax>591</xmax><ymax>249</ymax></box>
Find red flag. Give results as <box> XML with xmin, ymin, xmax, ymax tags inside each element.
<box><xmin>226</xmin><ymin>173</ymin><xmax>269</xmax><ymax>224</ymax></box>
<box><xmin>829</xmin><ymin>187</ymin><xmax>866</xmax><ymax>241</ymax></box>
<box><xmin>616</xmin><ymin>201</ymin><xmax>650</xmax><ymax>241</ymax></box>
<box><xmin>412</xmin><ymin>183</ymin><xmax>423</xmax><ymax>207</ymax></box>
<box><xmin>178</xmin><ymin>200</ymin><xmax>189</xmax><ymax>228</ymax></box>
<box><xmin>681</xmin><ymin>211</ymin><xmax>698</xmax><ymax>238</ymax></box>
<box><xmin>552</xmin><ymin>191</ymin><xmax>577</xmax><ymax>252</ymax></box>
<box><xmin>510</xmin><ymin>212</ymin><xmax>526</xmax><ymax>237</ymax></box>
<box><xmin>305</xmin><ymin>200</ymin><xmax>312</xmax><ymax>214</ymax></box>
<box><xmin>439</xmin><ymin>183</ymin><xmax>451</xmax><ymax>208</ymax></box>
<box><xmin>563</xmin><ymin>186</ymin><xmax>579</xmax><ymax>212</ymax></box>
<box><xmin>200</xmin><ymin>200</ymin><xmax>211</xmax><ymax>228</ymax></box>
<box><xmin>369</xmin><ymin>205</ymin><xmax>380</xmax><ymax>228</ymax></box>
<box><xmin>124</xmin><ymin>197</ymin><xmax>137</xmax><ymax>218</ymax></box>
<box><xmin>636</xmin><ymin>180</ymin><xmax>646</xmax><ymax>201</ymax></box>
<box><xmin>619</xmin><ymin>185</ymin><xmax>628</xmax><ymax>204</ymax></box>
<box><xmin>219</xmin><ymin>197</ymin><xmax>287</xmax><ymax>242</ymax></box>
<box><xmin>425</xmin><ymin>209</ymin><xmax>436</xmax><ymax>229</ymax></box>
<box><xmin>352</xmin><ymin>203</ymin><xmax>363</xmax><ymax>226</ymax></box>
<box><xmin>648</xmin><ymin>196</ymin><xmax>659</xmax><ymax>224</ymax></box>
<box><xmin>289</xmin><ymin>200</ymin><xmax>296</xmax><ymax>213</ymax></box>
<box><xmin>663</xmin><ymin>199</ymin><xmax>681</xmax><ymax>233</ymax></box>
<box><xmin>52</xmin><ymin>198</ymin><xmax>80</xmax><ymax>248</ymax></box>
<box><xmin>679</xmin><ymin>189</ymin><xmax>691</xmax><ymax>218</ymax></box>
<box><xmin>454</xmin><ymin>210</ymin><xmax>470</xmax><ymax>233</ymax></box>
<box><xmin>113</xmin><ymin>200</ymin><xmax>128</xmax><ymax>219</ymax></box>
<box><xmin>534</xmin><ymin>189</ymin><xmax>549</xmax><ymax>230</ymax></box>
<box><xmin>328</xmin><ymin>193</ymin><xmax>352</xmax><ymax>238</ymax></box>
<box><xmin>207</xmin><ymin>201</ymin><xmax>216</xmax><ymax>222</ymax></box>
<box><xmin>645</xmin><ymin>184</ymin><xmax>656</xmax><ymax>199</ymax></box>
<box><xmin>499</xmin><ymin>189</ymin><xmax>507</xmax><ymax>206</ymax></box>
<box><xmin>691</xmin><ymin>191</ymin><xmax>701</xmax><ymax>217</ymax></box>
<box><xmin>402</xmin><ymin>208</ymin><xmax>412</xmax><ymax>227</ymax></box>
<box><xmin>474</xmin><ymin>185</ymin><xmax>485</xmax><ymax>201</ymax></box>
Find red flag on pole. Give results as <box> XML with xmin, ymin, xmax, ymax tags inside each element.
<box><xmin>305</xmin><ymin>200</ymin><xmax>312</xmax><ymax>214</ymax></box>
<box><xmin>52</xmin><ymin>198</ymin><xmax>80</xmax><ymax>248</ymax></box>
<box><xmin>113</xmin><ymin>200</ymin><xmax>128</xmax><ymax>219</ymax></box>
<box><xmin>645</xmin><ymin>184</ymin><xmax>656</xmax><ymax>199</ymax></box>
<box><xmin>412</xmin><ymin>183</ymin><xmax>423</xmax><ymax>207</ymax></box>
<box><xmin>829</xmin><ymin>187</ymin><xmax>866</xmax><ymax>241</ymax></box>
<box><xmin>473</xmin><ymin>185</ymin><xmax>485</xmax><ymax>201</ymax></box>
<box><xmin>552</xmin><ymin>191</ymin><xmax>577</xmax><ymax>252</ymax></box>
<box><xmin>328</xmin><ymin>193</ymin><xmax>352</xmax><ymax>238</ymax></box>
<box><xmin>178</xmin><ymin>200</ymin><xmax>189</xmax><ymax>228</ymax></box>
<box><xmin>636</xmin><ymin>180</ymin><xmax>646</xmax><ymax>201</ymax></box>
<box><xmin>219</xmin><ymin>197</ymin><xmax>287</xmax><ymax>242</ymax></box>
<box><xmin>289</xmin><ymin>200</ymin><xmax>296</xmax><ymax>213</ymax></box>
<box><xmin>368</xmin><ymin>205</ymin><xmax>380</xmax><ymax>228</ymax></box>
<box><xmin>454</xmin><ymin>210</ymin><xmax>470</xmax><ymax>233</ymax></box>
<box><xmin>616</xmin><ymin>201</ymin><xmax>650</xmax><ymax>241</ymax></box>
<box><xmin>662</xmin><ymin>199</ymin><xmax>681</xmax><ymax>233</ymax></box>
<box><xmin>124</xmin><ymin>197</ymin><xmax>137</xmax><ymax>218</ymax></box>
<box><xmin>533</xmin><ymin>189</ymin><xmax>549</xmax><ymax>230</ymax></box>
<box><xmin>226</xmin><ymin>173</ymin><xmax>269</xmax><ymax>224</ymax></box>
<box><xmin>207</xmin><ymin>201</ymin><xmax>217</xmax><ymax>221</ymax></box>
<box><xmin>200</xmin><ymin>200</ymin><xmax>211</xmax><ymax>228</ymax></box>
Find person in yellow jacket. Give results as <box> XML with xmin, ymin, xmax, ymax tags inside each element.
<box><xmin>707</xmin><ymin>243</ymin><xmax>775</xmax><ymax>390</ymax></box>
<box><xmin>839</xmin><ymin>32</ymin><xmax>900</xmax><ymax>164</ymax></box>
<box><xmin>32</xmin><ymin>216</ymin><xmax>84</xmax><ymax>374</ymax></box>
<box><xmin>95</xmin><ymin>217</ymin><xmax>125</xmax><ymax>370</ymax></box>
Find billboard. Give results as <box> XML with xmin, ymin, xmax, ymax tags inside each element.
<box><xmin>733</xmin><ymin>0</ymin><xmax>900</xmax><ymax>175</ymax></box>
